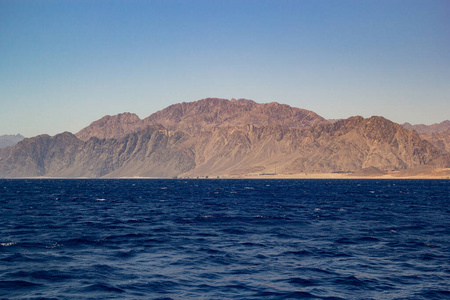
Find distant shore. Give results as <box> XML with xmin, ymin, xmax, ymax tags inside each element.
<box><xmin>4</xmin><ymin>168</ymin><xmax>450</xmax><ymax>180</ymax></box>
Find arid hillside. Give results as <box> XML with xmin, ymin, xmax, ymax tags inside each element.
<box><xmin>1</xmin><ymin>98</ymin><xmax>448</xmax><ymax>178</ymax></box>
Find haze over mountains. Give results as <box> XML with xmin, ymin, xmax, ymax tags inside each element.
<box><xmin>0</xmin><ymin>134</ymin><xmax>24</xmax><ymax>149</ymax></box>
<box><xmin>0</xmin><ymin>98</ymin><xmax>448</xmax><ymax>178</ymax></box>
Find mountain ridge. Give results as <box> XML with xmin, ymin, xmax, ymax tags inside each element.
<box><xmin>1</xmin><ymin>98</ymin><xmax>448</xmax><ymax>178</ymax></box>
<box><xmin>76</xmin><ymin>98</ymin><xmax>327</xmax><ymax>141</ymax></box>
<box><xmin>0</xmin><ymin>134</ymin><xmax>25</xmax><ymax>149</ymax></box>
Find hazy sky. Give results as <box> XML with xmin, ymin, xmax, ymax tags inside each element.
<box><xmin>1</xmin><ymin>0</ymin><xmax>449</xmax><ymax>137</ymax></box>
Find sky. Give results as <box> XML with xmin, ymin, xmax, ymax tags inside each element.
<box><xmin>1</xmin><ymin>0</ymin><xmax>449</xmax><ymax>137</ymax></box>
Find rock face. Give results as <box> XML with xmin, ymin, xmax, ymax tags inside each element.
<box><xmin>0</xmin><ymin>134</ymin><xmax>24</xmax><ymax>149</ymax></box>
<box><xmin>76</xmin><ymin>113</ymin><xmax>146</xmax><ymax>141</ymax></box>
<box><xmin>0</xmin><ymin>98</ymin><xmax>448</xmax><ymax>178</ymax></box>
<box><xmin>418</xmin><ymin>129</ymin><xmax>450</xmax><ymax>153</ymax></box>
<box><xmin>144</xmin><ymin>98</ymin><xmax>327</xmax><ymax>134</ymax></box>
<box><xmin>402</xmin><ymin>120</ymin><xmax>450</xmax><ymax>153</ymax></box>
<box><xmin>75</xmin><ymin>98</ymin><xmax>327</xmax><ymax>141</ymax></box>
<box><xmin>1</xmin><ymin>127</ymin><xmax>194</xmax><ymax>178</ymax></box>
<box><xmin>180</xmin><ymin>116</ymin><xmax>447</xmax><ymax>176</ymax></box>
<box><xmin>401</xmin><ymin>121</ymin><xmax>450</xmax><ymax>153</ymax></box>
<box><xmin>402</xmin><ymin>120</ymin><xmax>450</xmax><ymax>134</ymax></box>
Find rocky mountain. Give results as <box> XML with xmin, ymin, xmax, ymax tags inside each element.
<box><xmin>75</xmin><ymin>113</ymin><xmax>147</xmax><ymax>141</ymax></box>
<box><xmin>402</xmin><ymin>120</ymin><xmax>450</xmax><ymax>134</ymax></box>
<box><xmin>180</xmin><ymin>116</ymin><xmax>447</xmax><ymax>177</ymax></box>
<box><xmin>75</xmin><ymin>98</ymin><xmax>327</xmax><ymax>141</ymax></box>
<box><xmin>143</xmin><ymin>98</ymin><xmax>327</xmax><ymax>134</ymax></box>
<box><xmin>0</xmin><ymin>134</ymin><xmax>24</xmax><ymax>149</ymax></box>
<box><xmin>0</xmin><ymin>126</ymin><xmax>194</xmax><ymax>178</ymax></box>
<box><xmin>0</xmin><ymin>98</ymin><xmax>448</xmax><ymax>178</ymax></box>
<box><xmin>417</xmin><ymin>129</ymin><xmax>450</xmax><ymax>153</ymax></box>
<box><xmin>402</xmin><ymin>120</ymin><xmax>450</xmax><ymax>153</ymax></box>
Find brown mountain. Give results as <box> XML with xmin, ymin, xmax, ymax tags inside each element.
<box><xmin>180</xmin><ymin>116</ymin><xmax>447</xmax><ymax>177</ymax></box>
<box><xmin>0</xmin><ymin>99</ymin><xmax>448</xmax><ymax>178</ymax></box>
<box><xmin>143</xmin><ymin>98</ymin><xmax>327</xmax><ymax>134</ymax></box>
<box><xmin>75</xmin><ymin>112</ymin><xmax>146</xmax><ymax>141</ymax></box>
<box><xmin>401</xmin><ymin>120</ymin><xmax>450</xmax><ymax>153</ymax></box>
<box><xmin>402</xmin><ymin>120</ymin><xmax>450</xmax><ymax>134</ymax></box>
<box><xmin>75</xmin><ymin>98</ymin><xmax>327</xmax><ymax>140</ymax></box>
<box><xmin>417</xmin><ymin>129</ymin><xmax>450</xmax><ymax>153</ymax></box>
<box><xmin>0</xmin><ymin>126</ymin><xmax>194</xmax><ymax>178</ymax></box>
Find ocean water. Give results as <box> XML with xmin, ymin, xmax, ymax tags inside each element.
<box><xmin>0</xmin><ymin>179</ymin><xmax>449</xmax><ymax>300</ymax></box>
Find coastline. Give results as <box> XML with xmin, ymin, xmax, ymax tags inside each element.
<box><xmin>3</xmin><ymin>168</ymin><xmax>449</xmax><ymax>180</ymax></box>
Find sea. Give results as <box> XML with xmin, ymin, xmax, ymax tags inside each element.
<box><xmin>0</xmin><ymin>179</ymin><xmax>449</xmax><ymax>300</ymax></box>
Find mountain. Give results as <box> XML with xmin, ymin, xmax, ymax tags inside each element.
<box><xmin>0</xmin><ymin>134</ymin><xmax>24</xmax><ymax>149</ymax></box>
<box><xmin>75</xmin><ymin>113</ymin><xmax>147</xmax><ymax>141</ymax></box>
<box><xmin>402</xmin><ymin>120</ymin><xmax>450</xmax><ymax>134</ymax></box>
<box><xmin>416</xmin><ymin>129</ymin><xmax>450</xmax><ymax>153</ymax></box>
<box><xmin>0</xmin><ymin>98</ymin><xmax>448</xmax><ymax>178</ymax></box>
<box><xmin>402</xmin><ymin>120</ymin><xmax>450</xmax><ymax>153</ymax></box>
<box><xmin>75</xmin><ymin>98</ymin><xmax>327</xmax><ymax>140</ymax></box>
<box><xmin>180</xmin><ymin>116</ymin><xmax>447</xmax><ymax>177</ymax></box>
<box><xmin>143</xmin><ymin>98</ymin><xmax>327</xmax><ymax>134</ymax></box>
<box><xmin>0</xmin><ymin>127</ymin><xmax>194</xmax><ymax>178</ymax></box>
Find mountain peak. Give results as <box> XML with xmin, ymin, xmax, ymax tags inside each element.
<box><xmin>75</xmin><ymin>98</ymin><xmax>327</xmax><ymax>140</ymax></box>
<box><xmin>143</xmin><ymin>98</ymin><xmax>327</xmax><ymax>134</ymax></box>
<box><xmin>76</xmin><ymin>112</ymin><xmax>143</xmax><ymax>141</ymax></box>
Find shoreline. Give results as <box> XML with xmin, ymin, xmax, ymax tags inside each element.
<box><xmin>5</xmin><ymin>173</ymin><xmax>450</xmax><ymax>180</ymax></box>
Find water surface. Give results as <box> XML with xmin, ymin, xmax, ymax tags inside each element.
<box><xmin>1</xmin><ymin>179</ymin><xmax>449</xmax><ymax>299</ymax></box>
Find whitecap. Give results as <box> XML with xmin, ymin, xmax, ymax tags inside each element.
<box><xmin>96</xmin><ymin>198</ymin><xmax>106</xmax><ymax>201</ymax></box>
<box><xmin>1</xmin><ymin>242</ymin><xmax>17</xmax><ymax>247</ymax></box>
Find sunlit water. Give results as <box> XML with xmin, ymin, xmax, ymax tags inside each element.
<box><xmin>1</xmin><ymin>179</ymin><xmax>449</xmax><ymax>299</ymax></box>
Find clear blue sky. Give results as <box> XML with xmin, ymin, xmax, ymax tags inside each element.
<box><xmin>1</xmin><ymin>0</ymin><xmax>449</xmax><ymax>137</ymax></box>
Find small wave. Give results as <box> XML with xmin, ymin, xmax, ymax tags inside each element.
<box><xmin>0</xmin><ymin>242</ymin><xmax>17</xmax><ymax>247</ymax></box>
<box><xmin>0</xmin><ymin>280</ymin><xmax>42</xmax><ymax>288</ymax></box>
<box><xmin>10</xmin><ymin>270</ymin><xmax>73</xmax><ymax>281</ymax></box>
<box><xmin>334</xmin><ymin>275</ymin><xmax>367</xmax><ymax>287</ymax></box>
<box><xmin>0</xmin><ymin>253</ymin><xmax>34</xmax><ymax>262</ymax></box>
<box><xmin>284</xmin><ymin>250</ymin><xmax>313</xmax><ymax>256</ymax></box>
<box><xmin>84</xmin><ymin>283</ymin><xmax>125</xmax><ymax>293</ymax></box>
<box><xmin>288</xmin><ymin>277</ymin><xmax>317</xmax><ymax>286</ymax></box>
<box><xmin>416</xmin><ymin>289</ymin><xmax>450</xmax><ymax>299</ymax></box>
<box><xmin>357</xmin><ymin>236</ymin><xmax>380</xmax><ymax>242</ymax></box>
<box><xmin>221</xmin><ymin>228</ymin><xmax>247</xmax><ymax>235</ymax></box>
<box><xmin>255</xmin><ymin>290</ymin><xmax>318</xmax><ymax>298</ymax></box>
<box><xmin>255</xmin><ymin>215</ymin><xmax>290</xmax><ymax>220</ymax></box>
<box><xmin>335</xmin><ymin>237</ymin><xmax>357</xmax><ymax>244</ymax></box>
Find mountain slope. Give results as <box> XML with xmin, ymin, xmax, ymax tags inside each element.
<box><xmin>1</xmin><ymin>99</ymin><xmax>448</xmax><ymax>178</ymax></box>
<box><xmin>76</xmin><ymin>113</ymin><xmax>146</xmax><ymax>141</ymax></box>
<box><xmin>401</xmin><ymin>121</ymin><xmax>450</xmax><ymax>153</ymax></box>
<box><xmin>75</xmin><ymin>98</ymin><xmax>327</xmax><ymax>141</ymax></box>
<box><xmin>0</xmin><ymin>126</ymin><xmax>195</xmax><ymax>178</ymax></box>
<box><xmin>402</xmin><ymin>120</ymin><xmax>450</xmax><ymax>134</ymax></box>
<box><xmin>179</xmin><ymin>116</ymin><xmax>447</xmax><ymax>176</ymax></box>
<box><xmin>143</xmin><ymin>98</ymin><xmax>327</xmax><ymax>134</ymax></box>
<box><xmin>0</xmin><ymin>134</ymin><xmax>24</xmax><ymax>149</ymax></box>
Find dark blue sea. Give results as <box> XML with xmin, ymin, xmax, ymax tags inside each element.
<box><xmin>0</xmin><ymin>179</ymin><xmax>449</xmax><ymax>299</ymax></box>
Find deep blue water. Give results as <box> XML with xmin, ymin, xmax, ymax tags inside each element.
<box><xmin>0</xmin><ymin>179</ymin><xmax>449</xmax><ymax>300</ymax></box>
